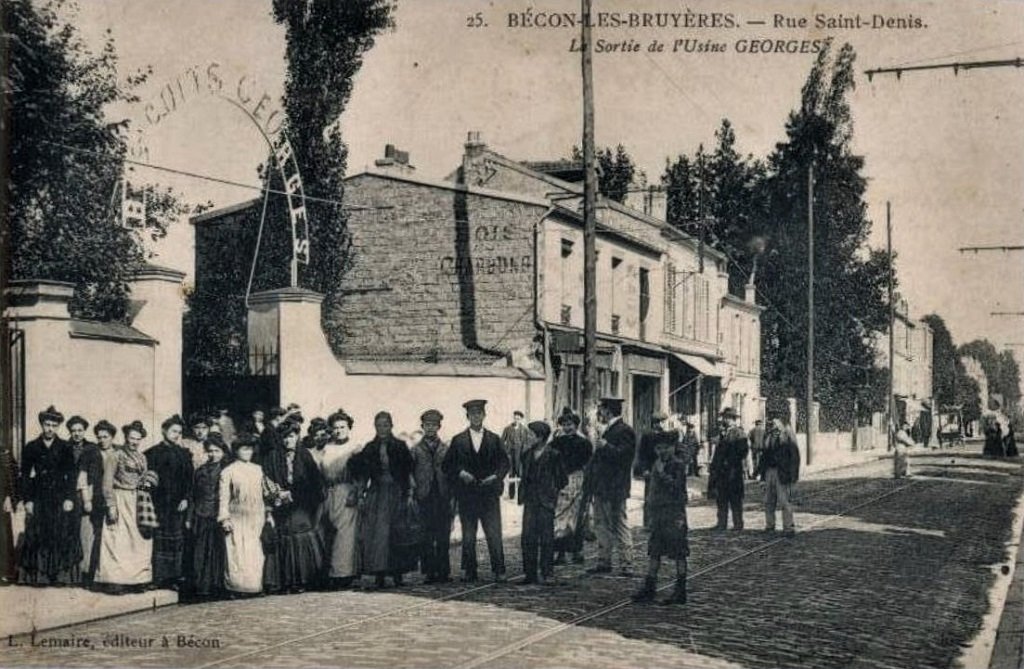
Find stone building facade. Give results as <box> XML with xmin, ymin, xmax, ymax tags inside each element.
<box><xmin>191</xmin><ymin>132</ymin><xmax>763</xmax><ymax>439</ymax></box>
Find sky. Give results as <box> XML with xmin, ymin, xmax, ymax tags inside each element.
<box><xmin>69</xmin><ymin>0</ymin><xmax>1024</xmax><ymax>369</ymax></box>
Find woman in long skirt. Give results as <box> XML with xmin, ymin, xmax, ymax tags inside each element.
<box><xmin>94</xmin><ymin>421</ymin><xmax>155</xmax><ymax>594</ymax></box>
<box><xmin>262</xmin><ymin>422</ymin><xmax>325</xmax><ymax>593</ymax></box>
<box><xmin>353</xmin><ymin>411</ymin><xmax>416</xmax><ymax>588</ymax></box>
<box><xmin>187</xmin><ymin>434</ymin><xmax>228</xmax><ymax>598</ymax></box>
<box><xmin>320</xmin><ymin>411</ymin><xmax>362</xmax><ymax>589</ymax></box>
<box><xmin>550</xmin><ymin>408</ymin><xmax>593</xmax><ymax>565</ymax></box>
<box><xmin>219</xmin><ymin>436</ymin><xmax>275</xmax><ymax>596</ymax></box>
<box><xmin>18</xmin><ymin>405</ymin><xmax>82</xmax><ymax>585</ymax></box>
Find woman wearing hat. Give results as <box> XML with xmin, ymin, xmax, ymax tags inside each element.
<box><xmin>94</xmin><ymin>421</ymin><xmax>156</xmax><ymax>593</ymax></box>
<box><xmin>19</xmin><ymin>405</ymin><xmax>82</xmax><ymax>585</ymax></box>
<box><xmin>219</xmin><ymin>435</ymin><xmax>276</xmax><ymax>596</ymax></box>
<box><xmin>186</xmin><ymin>434</ymin><xmax>229</xmax><ymax>599</ymax></box>
<box><xmin>318</xmin><ymin>411</ymin><xmax>362</xmax><ymax>589</ymax></box>
<box><xmin>262</xmin><ymin>421</ymin><xmax>326</xmax><ymax>593</ymax></box>
<box><xmin>68</xmin><ymin>415</ymin><xmax>103</xmax><ymax>583</ymax></box>
<box><xmin>551</xmin><ymin>408</ymin><xmax>593</xmax><ymax>566</ymax></box>
<box><xmin>146</xmin><ymin>415</ymin><xmax>195</xmax><ymax>590</ymax></box>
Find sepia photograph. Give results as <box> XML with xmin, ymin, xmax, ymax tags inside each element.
<box><xmin>1</xmin><ymin>0</ymin><xmax>1023</xmax><ymax>667</ymax></box>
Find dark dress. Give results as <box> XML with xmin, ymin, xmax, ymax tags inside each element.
<box><xmin>353</xmin><ymin>435</ymin><xmax>417</xmax><ymax>576</ymax></box>
<box><xmin>146</xmin><ymin>440</ymin><xmax>195</xmax><ymax>586</ymax></box>
<box><xmin>188</xmin><ymin>461</ymin><xmax>226</xmax><ymax>597</ymax></box>
<box><xmin>18</xmin><ymin>436</ymin><xmax>82</xmax><ymax>584</ymax></box>
<box><xmin>262</xmin><ymin>446</ymin><xmax>326</xmax><ymax>591</ymax></box>
<box><xmin>647</xmin><ymin>456</ymin><xmax>689</xmax><ymax>560</ymax></box>
<box><xmin>1005</xmin><ymin>427</ymin><xmax>1019</xmax><ymax>458</ymax></box>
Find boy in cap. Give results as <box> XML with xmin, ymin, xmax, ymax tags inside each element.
<box><xmin>443</xmin><ymin>399</ymin><xmax>509</xmax><ymax>582</ymax></box>
<box><xmin>635</xmin><ymin>410</ymin><xmax>676</xmax><ymax>529</ymax></box>
<box><xmin>518</xmin><ymin>420</ymin><xmax>568</xmax><ymax>585</ymax></box>
<box><xmin>709</xmin><ymin>407</ymin><xmax>749</xmax><ymax>531</ymax></box>
<box><xmin>501</xmin><ymin>410</ymin><xmax>532</xmax><ymax>499</ymax></box>
<box><xmin>586</xmin><ymin>396</ymin><xmax>636</xmax><ymax>575</ymax></box>
<box><xmin>412</xmin><ymin>409</ymin><xmax>452</xmax><ymax>583</ymax></box>
<box><xmin>631</xmin><ymin>432</ymin><xmax>689</xmax><ymax>605</ymax></box>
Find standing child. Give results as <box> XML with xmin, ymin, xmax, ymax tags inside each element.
<box><xmin>632</xmin><ymin>433</ymin><xmax>688</xmax><ymax>605</ymax></box>
<box><xmin>518</xmin><ymin>421</ymin><xmax>568</xmax><ymax>585</ymax></box>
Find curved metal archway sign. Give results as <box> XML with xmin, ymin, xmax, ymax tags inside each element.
<box><xmin>138</xmin><ymin>62</ymin><xmax>311</xmax><ymax>285</ymax></box>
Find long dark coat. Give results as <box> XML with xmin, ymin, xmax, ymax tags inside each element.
<box><xmin>19</xmin><ymin>436</ymin><xmax>82</xmax><ymax>582</ymax></box>
<box><xmin>587</xmin><ymin>419</ymin><xmax>636</xmax><ymax>501</ymax></box>
<box><xmin>709</xmin><ymin>426</ymin><xmax>749</xmax><ymax>499</ymax></box>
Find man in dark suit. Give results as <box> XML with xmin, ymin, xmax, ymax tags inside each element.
<box><xmin>710</xmin><ymin>407</ymin><xmax>749</xmax><ymax>531</ymax></box>
<box><xmin>442</xmin><ymin>399</ymin><xmax>510</xmax><ymax>583</ymax></box>
<box><xmin>586</xmin><ymin>396</ymin><xmax>636</xmax><ymax>575</ymax></box>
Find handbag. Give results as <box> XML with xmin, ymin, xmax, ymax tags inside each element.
<box><xmin>136</xmin><ymin>489</ymin><xmax>159</xmax><ymax>538</ymax></box>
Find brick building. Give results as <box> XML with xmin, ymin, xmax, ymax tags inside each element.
<box><xmin>191</xmin><ymin>133</ymin><xmax>763</xmax><ymax>438</ymax></box>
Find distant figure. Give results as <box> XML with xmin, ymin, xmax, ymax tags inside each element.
<box><xmin>893</xmin><ymin>422</ymin><xmax>914</xmax><ymax>478</ymax></box>
<box><xmin>747</xmin><ymin>419</ymin><xmax>766</xmax><ymax>480</ymax></box>
<box><xmin>1004</xmin><ymin>425</ymin><xmax>1019</xmax><ymax>458</ymax></box>
<box><xmin>983</xmin><ymin>421</ymin><xmax>1004</xmax><ymax>458</ymax></box>
<box><xmin>681</xmin><ymin>422</ymin><xmax>701</xmax><ymax>477</ymax></box>
<box><xmin>501</xmin><ymin>411</ymin><xmax>532</xmax><ymax>498</ymax></box>
<box><xmin>216</xmin><ymin>408</ymin><xmax>237</xmax><ymax>447</ymax></box>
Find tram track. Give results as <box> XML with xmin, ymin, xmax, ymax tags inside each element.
<box><xmin>194</xmin><ymin>466</ymin><xmax>904</xmax><ymax>669</ymax></box>
<box><xmin>450</xmin><ymin>476</ymin><xmax>922</xmax><ymax>669</ymax></box>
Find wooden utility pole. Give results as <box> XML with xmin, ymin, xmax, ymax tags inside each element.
<box><xmin>581</xmin><ymin>0</ymin><xmax>599</xmax><ymax>425</ymax></box>
<box><xmin>806</xmin><ymin>161</ymin><xmax>815</xmax><ymax>466</ymax></box>
<box><xmin>887</xmin><ymin>201</ymin><xmax>895</xmax><ymax>452</ymax></box>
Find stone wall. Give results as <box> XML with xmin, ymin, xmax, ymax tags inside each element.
<box><xmin>343</xmin><ymin>173</ymin><xmax>543</xmax><ymax>362</ymax></box>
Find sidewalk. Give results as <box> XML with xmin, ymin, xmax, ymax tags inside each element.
<box><xmin>988</xmin><ymin>492</ymin><xmax>1024</xmax><ymax>669</ymax></box>
<box><xmin>0</xmin><ymin>585</ymin><xmax>177</xmax><ymax>638</ymax></box>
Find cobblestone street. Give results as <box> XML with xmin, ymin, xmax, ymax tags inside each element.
<box><xmin>5</xmin><ymin>447</ymin><xmax>1022</xmax><ymax>669</ymax></box>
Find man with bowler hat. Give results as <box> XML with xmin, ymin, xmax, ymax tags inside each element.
<box><xmin>443</xmin><ymin>399</ymin><xmax>509</xmax><ymax>582</ymax></box>
<box><xmin>412</xmin><ymin>409</ymin><xmax>453</xmax><ymax>583</ymax></box>
<box><xmin>586</xmin><ymin>396</ymin><xmax>636</xmax><ymax>575</ymax></box>
<box><xmin>709</xmin><ymin>407</ymin><xmax>749</xmax><ymax>531</ymax></box>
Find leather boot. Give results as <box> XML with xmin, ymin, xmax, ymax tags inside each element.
<box><xmin>658</xmin><ymin>578</ymin><xmax>687</xmax><ymax>605</ymax></box>
<box><xmin>631</xmin><ymin>576</ymin><xmax>657</xmax><ymax>602</ymax></box>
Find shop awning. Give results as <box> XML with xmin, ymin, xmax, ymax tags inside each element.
<box><xmin>672</xmin><ymin>352</ymin><xmax>720</xmax><ymax>377</ymax></box>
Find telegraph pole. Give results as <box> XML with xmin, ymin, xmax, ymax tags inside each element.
<box><xmin>887</xmin><ymin>201</ymin><xmax>895</xmax><ymax>452</ymax></box>
<box><xmin>581</xmin><ymin>0</ymin><xmax>599</xmax><ymax>426</ymax></box>
<box><xmin>806</xmin><ymin>160</ymin><xmax>814</xmax><ymax>466</ymax></box>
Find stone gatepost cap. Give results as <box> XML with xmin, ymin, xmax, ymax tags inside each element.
<box><xmin>248</xmin><ymin>287</ymin><xmax>324</xmax><ymax>306</ymax></box>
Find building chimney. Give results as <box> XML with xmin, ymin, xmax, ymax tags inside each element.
<box><xmin>461</xmin><ymin>131</ymin><xmax>491</xmax><ymax>186</ymax></box>
<box><xmin>374</xmin><ymin>143</ymin><xmax>415</xmax><ymax>175</ymax></box>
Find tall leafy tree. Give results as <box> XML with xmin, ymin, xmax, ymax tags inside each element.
<box><xmin>755</xmin><ymin>41</ymin><xmax>892</xmax><ymax>430</ymax></box>
<box><xmin>571</xmin><ymin>144</ymin><xmax>643</xmax><ymax>203</ymax></box>
<box><xmin>4</xmin><ymin>0</ymin><xmax>188</xmax><ymax>322</ymax></box>
<box><xmin>960</xmin><ymin>339</ymin><xmax>1022</xmax><ymax>412</ymax></box>
<box><xmin>185</xmin><ymin>0</ymin><xmax>394</xmax><ymax>370</ymax></box>
<box><xmin>921</xmin><ymin>313</ymin><xmax>984</xmax><ymax>426</ymax></box>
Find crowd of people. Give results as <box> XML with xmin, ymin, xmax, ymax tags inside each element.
<box><xmin>0</xmin><ymin>397</ymin><xmax>805</xmax><ymax>606</ymax></box>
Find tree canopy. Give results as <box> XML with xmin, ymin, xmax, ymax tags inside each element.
<box><xmin>4</xmin><ymin>0</ymin><xmax>189</xmax><ymax>322</ymax></box>
<box><xmin>571</xmin><ymin>144</ymin><xmax>643</xmax><ymax>203</ymax></box>
<box><xmin>660</xmin><ymin>41</ymin><xmax>893</xmax><ymax>430</ymax></box>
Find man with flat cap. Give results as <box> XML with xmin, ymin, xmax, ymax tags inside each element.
<box><xmin>709</xmin><ymin>407</ymin><xmax>749</xmax><ymax>531</ymax></box>
<box><xmin>443</xmin><ymin>399</ymin><xmax>509</xmax><ymax>582</ymax></box>
<box><xmin>19</xmin><ymin>405</ymin><xmax>82</xmax><ymax>584</ymax></box>
<box><xmin>412</xmin><ymin>409</ymin><xmax>453</xmax><ymax>583</ymax></box>
<box><xmin>586</xmin><ymin>396</ymin><xmax>636</xmax><ymax>575</ymax></box>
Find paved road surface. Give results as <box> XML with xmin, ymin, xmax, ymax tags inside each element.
<box><xmin>4</xmin><ymin>448</ymin><xmax>1021</xmax><ymax>669</ymax></box>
